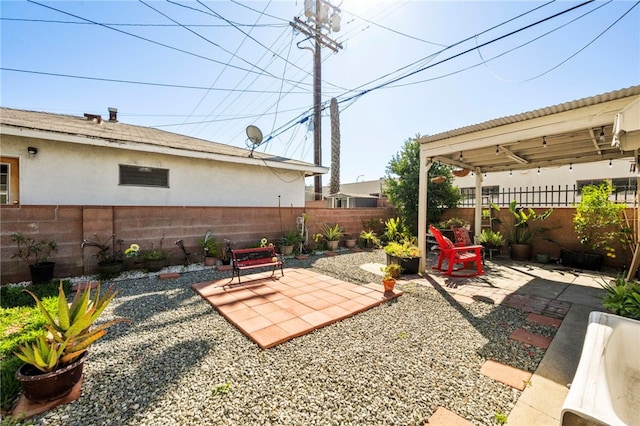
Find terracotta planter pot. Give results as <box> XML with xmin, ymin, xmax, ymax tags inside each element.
<box><xmin>97</xmin><ymin>260</ymin><xmax>123</xmax><ymax>275</ymax></box>
<box><xmin>204</xmin><ymin>256</ymin><xmax>216</xmax><ymax>266</ymax></box>
<box><xmin>345</xmin><ymin>239</ymin><xmax>357</xmax><ymax>249</ymax></box>
<box><xmin>382</xmin><ymin>278</ymin><xmax>396</xmax><ymax>292</ymax></box>
<box><xmin>16</xmin><ymin>352</ymin><xmax>87</xmax><ymax>402</ymax></box>
<box><xmin>326</xmin><ymin>240</ymin><xmax>339</xmax><ymax>251</ymax></box>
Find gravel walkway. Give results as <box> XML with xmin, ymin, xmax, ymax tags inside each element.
<box><xmin>25</xmin><ymin>250</ymin><xmax>556</xmax><ymax>425</ymax></box>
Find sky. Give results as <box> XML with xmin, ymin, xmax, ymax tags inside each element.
<box><xmin>2</xmin><ymin>1</ymin><xmax>639</xmax><ymax>188</ymax></box>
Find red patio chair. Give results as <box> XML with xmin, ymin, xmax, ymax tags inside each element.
<box><xmin>429</xmin><ymin>225</ymin><xmax>484</xmax><ymax>277</ymax></box>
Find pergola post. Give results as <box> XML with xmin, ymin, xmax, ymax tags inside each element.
<box><xmin>418</xmin><ymin>155</ymin><xmax>432</xmax><ymax>273</ymax></box>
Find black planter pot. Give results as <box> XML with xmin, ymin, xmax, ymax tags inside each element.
<box><xmin>386</xmin><ymin>254</ymin><xmax>420</xmax><ymax>275</ymax></box>
<box><xmin>97</xmin><ymin>260</ymin><xmax>123</xmax><ymax>275</ymax></box>
<box><xmin>510</xmin><ymin>243</ymin><xmax>532</xmax><ymax>261</ymax></box>
<box><xmin>16</xmin><ymin>352</ymin><xmax>87</xmax><ymax>402</ymax></box>
<box><xmin>29</xmin><ymin>262</ymin><xmax>55</xmax><ymax>284</ymax></box>
<box><xmin>560</xmin><ymin>250</ymin><xmax>603</xmax><ymax>271</ymax></box>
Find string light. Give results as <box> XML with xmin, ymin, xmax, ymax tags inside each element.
<box><xmin>569</xmin><ymin>163</ymin><xmax>573</xmax><ymax>171</ymax></box>
<box><xmin>495</xmin><ymin>145</ymin><xmax>499</xmax><ymax>155</ymax></box>
<box><xmin>459</xmin><ymin>151</ymin><xmax>464</xmax><ymax>161</ymax></box>
<box><xmin>543</xmin><ymin>136</ymin><xmax>547</xmax><ymax>148</ymax></box>
<box><xmin>599</xmin><ymin>127</ymin><xmax>605</xmax><ymax>142</ymax></box>
<box><xmin>537</xmin><ymin>166</ymin><xmax>540</xmax><ymax>174</ymax></box>
<box><xmin>609</xmin><ymin>159</ymin><xmax>612</xmax><ymax>168</ymax></box>
<box><xmin>509</xmin><ymin>170</ymin><xmax>512</xmax><ymax>177</ymax></box>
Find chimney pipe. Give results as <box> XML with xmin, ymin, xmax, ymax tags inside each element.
<box><xmin>108</xmin><ymin>107</ymin><xmax>118</xmax><ymax>122</ymax></box>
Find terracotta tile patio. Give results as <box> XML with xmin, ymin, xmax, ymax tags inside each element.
<box><xmin>192</xmin><ymin>267</ymin><xmax>402</xmax><ymax>349</ymax></box>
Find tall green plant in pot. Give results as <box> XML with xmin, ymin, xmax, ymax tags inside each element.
<box><xmin>14</xmin><ymin>281</ymin><xmax>129</xmax><ymax>402</ymax></box>
<box><xmin>564</xmin><ymin>182</ymin><xmax>627</xmax><ymax>270</ymax></box>
<box><xmin>491</xmin><ymin>202</ymin><xmax>553</xmax><ymax>261</ymax></box>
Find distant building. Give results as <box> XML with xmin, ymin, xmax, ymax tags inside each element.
<box><xmin>305</xmin><ymin>178</ymin><xmax>389</xmax><ymax>208</ymax></box>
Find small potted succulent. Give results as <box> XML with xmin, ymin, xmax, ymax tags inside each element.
<box><xmin>11</xmin><ymin>232</ymin><xmax>58</xmax><ymax>284</ymax></box>
<box><xmin>14</xmin><ymin>281</ymin><xmax>129</xmax><ymax>402</ymax></box>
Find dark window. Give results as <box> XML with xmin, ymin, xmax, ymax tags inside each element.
<box><xmin>119</xmin><ymin>165</ymin><xmax>169</xmax><ymax>187</ymax></box>
<box><xmin>576</xmin><ymin>178</ymin><xmax>637</xmax><ymax>193</ymax></box>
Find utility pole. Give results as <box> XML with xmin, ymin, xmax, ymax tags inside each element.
<box><xmin>291</xmin><ymin>0</ymin><xmax>342</xmax><ymax>200</ymax></box>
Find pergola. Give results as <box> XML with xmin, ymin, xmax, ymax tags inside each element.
<box><xmin>416</xmin><ymin>85</ymin><xmax>640</xmax><ymax>279</ymax></box>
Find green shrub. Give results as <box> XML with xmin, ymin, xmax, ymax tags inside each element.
<box><xmin>0</xmin><ymin>280</ymin><xmax>71</xmax><ymax>309</ymax></box>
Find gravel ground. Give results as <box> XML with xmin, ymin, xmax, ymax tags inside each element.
<box><xmin>16</xmin><ymin>250</ymin><xmax>557</xmax><ymax>426</ymax></box>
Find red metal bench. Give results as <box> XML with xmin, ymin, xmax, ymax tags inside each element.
<box><xmin>231</xmin><ymin>246</ymin><xmax>284</xmax><ymax>284</ymax></box>
<box><xmin>429</xmin><ymin>225</ymin><xmax>484</xmax><ymax>277</ymax></box>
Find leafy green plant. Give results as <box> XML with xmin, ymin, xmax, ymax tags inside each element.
<box><xmin>359</xmin><ymin>229</ymin><xmax>380</xmax><ymax>248</ymax></box>
<box><xmin>601</xmin><ymin>276</ymin><xmax>640</xmax><ymax>320</ymax></box>
<box><xmin>384</xmin><ymin>240</ymin><xmax>420</xmax><ymax>258</ymax></box>
<box><xmin>14</xmin><ymin>281</ymin><xmax>129</xmax><ymax>372</ymax></box>
<box><xmin>477</xmin><ymin>229</ymin><xmax>505</xmax><ymax>249</ymax></box>
<box><xmin>198</xmin><ymin>231</ymin><xmax>219</xmax><ymax>258</ymax></box>
<box><xmin>10</xmin><ymin>232</ymin><xmax>58</xmax><ymax>266</ymax></box>
<box><xmin>212</xmin><ymin>381</ymin><xmax>232</xmax><ymax>395</ymax></box>
<box><xmin>491</xmin><ymin>201</ymin><xmax>553</xmax><ymax>245</ymax></box>
<box><xmin>382</xmin><ymin>217</ymin><xmax>411</xmax><ymax>243</ymax></box>
<box><xmin>141</xmin><ymin>244</ymin><xmax>169</xmax><ymax>261</ymax></box>
<box><xmin>318</xmin><ymin>223</ymin><xmax>344</xmax><ymax>241</ymax></box>
<box><xmin>494</xmin><ymin>412</ymin><xmax>508</xmax><ymax>425</ymax></box>
<box><xmin>1</xmin><ymin>280</ymin><xmax>72</xmax><ymax>309</ymax></box>
<box><xmin>381</xmin><ymin>263</ymin><xmax>402</xmax><ymax>278</ymax></box>
<box><xmin>574</xmin><ymin>182</ymin><xmax>626</xmax><ymax>256</ymax></box>
<box><xmin>279</xmin><ymin>229</ymin><xmax>303</xmax><ymax>246</ymax></box>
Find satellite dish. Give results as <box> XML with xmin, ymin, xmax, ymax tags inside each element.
<box><xmin>246</xmin><ymin>125</ymin><xmax>263</xmax><ymax>145</ymax></box>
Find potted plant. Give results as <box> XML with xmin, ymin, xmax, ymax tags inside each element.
<box><xmin>383</xmin><ymin>238</ymin><xmax>420</xmax><ymax>274</ymax></box>
<box><xmin>382</xmin><ymin>263</ymin><xmax>402</xmax><ymax>279</ymax></box>
<box><xmin>344</xmin><ymin>233</ymin><xmax>358</xmax><ymax>249</ymax></box>
<box><xmin>491</xmin><ymin>201</ymin><xmax>553</xmax><ymax>261</ymax></box>
<box><xmin>198</xmin><ymin>230</ymin><xmax>219</xmax><ymax>266</ymax></box>
<box><xmin>381</xmin><ymin>270</ymin><xmax>397</xmax><ymax>292</ymax></box>
<box><xmin>141</xmin><ymin>244</ymin><xmax>170</xmax><ymax>272</ymax></box>
<box><xmin>11</xmin><ymin>232</ymin><xmax>58</xmax><ymax>284</ymax></box>
<box><xmin>563</xmin><ymin>182</ymin><xmax>627</xmax><ymax>270</ymax></box>
<box><xmin>318</xmin><ymin>223</ymin><xmax>344</xmax><ymax>251</ymax></box>
<box><xmin>14</xmin><ymin>281</ymin><xmax>129</xmax><ymax>402</ymax></box>
<box><xmin>278</xmin><ymin>230</ymin><xmax>302</xmax><ymax>256</ymax></box>
<box><xmin>81</xmin><ymin>234</ymin><xmax>124</xmax><ymax>275</ymax></box>
<box><xmin>477</xmin><ymin>229</ymin><xmax>505</xmax><ymax>258</ymax></box>
<box><xmin>359</xmin><ymin>229</ymin><xmax>380</xmax><ymax>249</ymax></box>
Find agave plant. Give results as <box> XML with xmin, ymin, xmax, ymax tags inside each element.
<box><xmin>14</xmin><ymin>281</ymin><xmax>129</xmax><ymax>373</ymax></box>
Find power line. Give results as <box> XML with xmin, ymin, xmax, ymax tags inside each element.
<box><xmin>0</xmin><ymin>17</ymin><xmax>287</xmax><ymax>28</ymax></box>
<box><xmin>0</xmin><ymin>67</ymin><xmax>311</xmax><ymax>93</ymax></box>
<box><xmin>24</xmin><ymin>0</ymin><xmax>298</xmax><ymax>83</ymax></box>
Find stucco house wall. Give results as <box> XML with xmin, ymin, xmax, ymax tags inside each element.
<box><xmin>2</xmin><ymin>134</ymin><xmax>306</xmax><ymax>207</ymax></box>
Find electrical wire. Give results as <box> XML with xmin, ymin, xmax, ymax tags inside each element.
<box><xmin>25</xmin><ymin>0</ymin><xmax>310</xmax><ymax>86</ymax></box>
<box><xmin>0</xmin><ymin>68</ymin><xmax>310</xmax><ymax>94</ymax></box>
<box><xmin>0</xmin><ymin>17</ymin><xmax>288</xmax><ymax>28</ymax></box>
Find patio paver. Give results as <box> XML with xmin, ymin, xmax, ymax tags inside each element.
<box><xmin>192</xmin><ymin>268</ymin><xmax>402</xmax><ymax>349</ymax></box>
